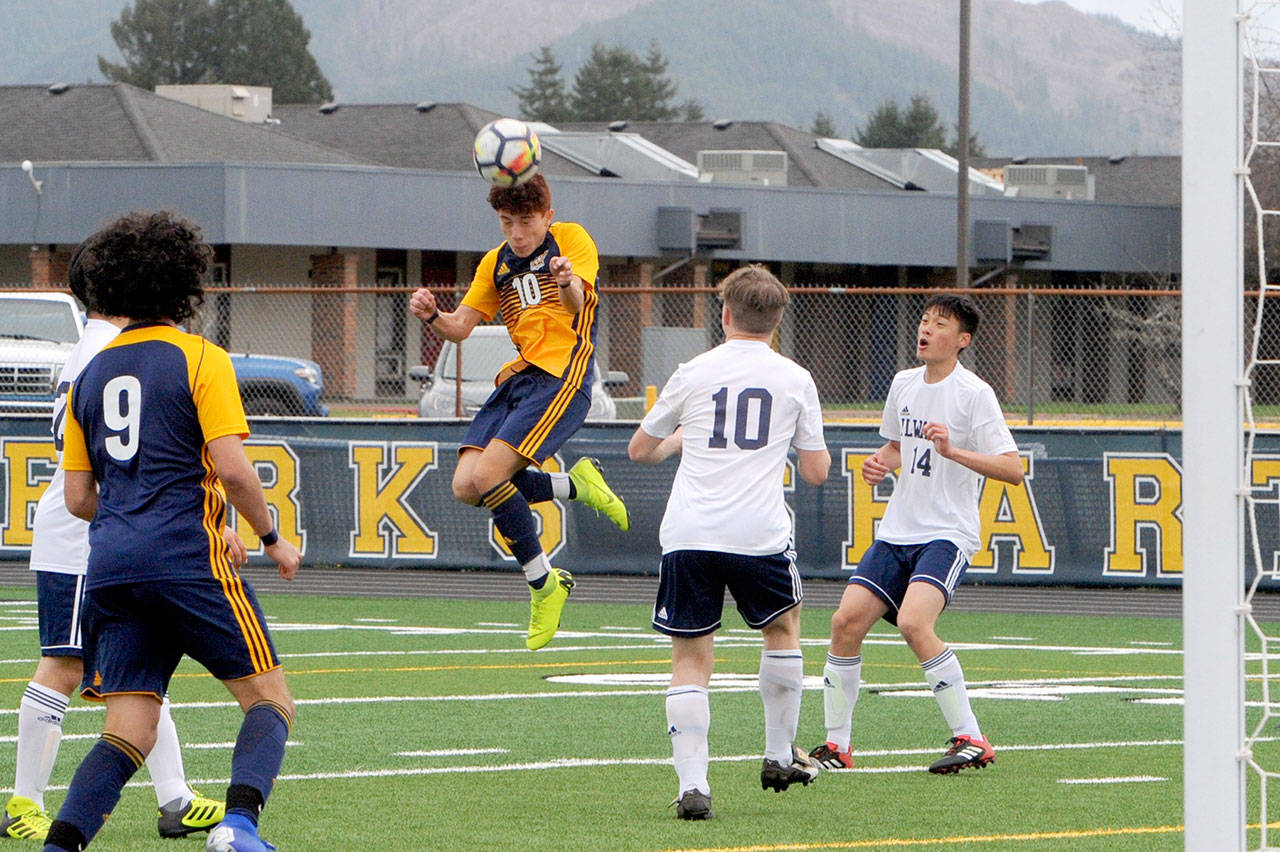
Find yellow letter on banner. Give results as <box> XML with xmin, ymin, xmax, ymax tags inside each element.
<box><xmin>1104</xmin><ymin>453</ymin><xmax>1183</xmax><ymax>577</ymax></box>
<box><xmin>843</xmin><ymin>448</ymin><xmax>891</xmax><ymax>569</ymax></box>
<box><xmin>488</xmin><ymin>455</ymin><xmax>566</xmax><ymax>560</ymax></box>
<box><xmin>1251</xmin><ymin>456</ymin><xmax>1280</xmax><ymax>574</ymax></box>
<box><xmin>349</xmin><ymin>442</ymin><xmax>437</xmax><ymax>558</ymax></box>
<box><xmin>970</xmin><ymin>453</ymin><xmax>1054</xmax><ymax>575</ymax></box>
<box><xmin>231</xmin><ymin>442</ymin><xmax>306</xmax><ymax>553</ymax></box>
<box><xmin>1</xmin><ymin>440</ymin><xmax>57</xmax><ymax>549</ymax></box>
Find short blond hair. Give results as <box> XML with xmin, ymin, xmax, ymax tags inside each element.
<box><xmin>719</xmin><ymin>265</ymin><xmax>789</xmax><ymax>334</ymax></box>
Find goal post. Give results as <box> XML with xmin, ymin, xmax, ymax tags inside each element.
<box><xmin>1181</xmin><ymin>1</ymin><xmax>1247</xmax><ymax>849</ymax></box>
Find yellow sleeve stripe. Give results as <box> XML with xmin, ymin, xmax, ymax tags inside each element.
<box><xmin>200</xmin><ymin>446</ymin><xmax>275</xmax><ymax>674</ymax></box>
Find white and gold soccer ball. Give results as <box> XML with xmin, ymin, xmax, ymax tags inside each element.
<box><xmin>472</xmin><ymin>118</ymin><xmax>542</xmax><ymax>187</ymax></box>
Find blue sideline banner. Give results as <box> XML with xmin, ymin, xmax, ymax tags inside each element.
<box><xmin>0</xmin><ymin>416</ymin><xmax>1275</xmax><ymax>588</ymax></box>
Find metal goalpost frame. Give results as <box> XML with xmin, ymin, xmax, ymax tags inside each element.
<box><xmin>1182</xmin><ymin>1</ymin><xmax>1247</xmax><ymax>848</ymax></box>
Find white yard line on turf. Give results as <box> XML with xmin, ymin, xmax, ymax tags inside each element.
<box><xmin>10</xmin><ymin>738</ymin><xmax>1245</xmax><ymax>793</ymax></box>
<box><xmin>1059</xmin><ymin>775</ymin><xmax>1168</xmax><ymax>784</ymax></box>
<box><xmin>394</xmin><ymin>748</ymin><xmax>509</xmax><ymax>757</ymax></box>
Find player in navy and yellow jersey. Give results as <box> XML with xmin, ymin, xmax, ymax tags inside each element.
<box><xmin>410</xmin><ymin>174</ymin><xmax>629</xmax><ymax>650</ymax></box>
<box><xmin>43</xmin><ymin>211</ymin><xmax>298</xmax><ymax>852</ymax></box>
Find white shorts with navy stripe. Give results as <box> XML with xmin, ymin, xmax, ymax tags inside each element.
<box><xmin>848</xmin><ymin>540</ymin><xmax>967</xmax><ymax>626</ymax></box>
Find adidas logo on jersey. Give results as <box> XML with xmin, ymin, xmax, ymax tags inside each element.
<box><xmin>901</xmin><ymin>405</ymin><xmax>910</xmax><ymax>415</ymax></box>
<box><xmin>497</xmin><ymin>262</ymin><xmax>509</xmax><ymax>275</ymax></box>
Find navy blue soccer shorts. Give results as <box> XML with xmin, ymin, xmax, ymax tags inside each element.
<box><xmin>652</xmin><ymin>548</ymin><xmax>803</xmax><ymax>638</ymax></box>
<box><xmin>36</xmin><ymin>571</ymin><xmax>87</xmax><ymax>658</ymax></box>
<box><xmin>460</xmin><ymin>365</ymin><xmax>591</xmax><ymax>465</ymax></box>
<box><xmin>849</xmin><ymin>539</ymin><xmax>968</xmax><ymax>625</ymax></box>
<box><xmin>80</xmin><ymin>576</ymin><xmax>280</xmax><ymax>702</ymax></box>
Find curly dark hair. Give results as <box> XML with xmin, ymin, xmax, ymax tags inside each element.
<box><xmin>487</xmin><ymin>173</ymin><xmax>551</xmax><ymax>215</ymax></box>
<box><xmin>66</xmin><ymin>240</ymin><xmax>92</xmax><ymax>312</ymax></box>
<box><xmin>79</xmin><ymin>211</ymin><xmax>211</xmax><ymax>323</ymax></box>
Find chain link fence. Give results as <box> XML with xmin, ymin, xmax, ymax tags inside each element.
<box><xmin>173</xmin><ymin>283</ymin><xmax>1205</xmax><ymax>425</ymax></box>
<box><xmin>6</xmin><ymin>282</ymin><xmax>1257</xmax><ymax>425</ymax></box>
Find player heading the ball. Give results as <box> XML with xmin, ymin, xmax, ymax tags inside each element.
<box><xmin>409</xmin><ymin>173</ymin><xmax>629</xmax><ymax>651</ymax></box>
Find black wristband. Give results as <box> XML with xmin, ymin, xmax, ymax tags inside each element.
<box><xmin>426</xmin><ymin>309</ymin><xmax>440</xmax><ymax>324</ymax></box>
<box><xmin>259</xmin><ymin>528</ymin><xmax>279</xmax><ymax>547</ymax></box>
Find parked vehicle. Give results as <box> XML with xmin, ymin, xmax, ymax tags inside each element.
<box><xmin>0</xmin><ymin>292</ymin><xmax>327</xmax><ymax>416</ymax></box>
<box><xmin>409</xmin><ymin>325</ymin><xmax>627</xmax><ymax>420</ymax></box>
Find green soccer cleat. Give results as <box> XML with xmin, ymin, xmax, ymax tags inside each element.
<box><xmin>0</xmin><ymin>795</ymin><xmax>51</xmax><ymax>840</ymax></box>
<box><xmin>568</xmin><ymin>457</ymin><xmax>630</xmax><ymax>531</ymax></box>
<box><xmin>527</xmin><ymin>567</ymin><xmax>574</xmax><ymax>650</ymax></box>
<box><xmin>158</xmin><ymin>792</ymin><xmax>225</xmax><ymax>838</ymax></box>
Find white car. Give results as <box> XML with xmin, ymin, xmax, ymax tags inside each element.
<box><xmin>410</xmin><ymin>325</ymin><xmax>627</xmax><ymax>420</ymax></box>
<box><xmin>0</xmin><ymin>293</ymin><xmax>84</xmax><ymax>413</ymax></box>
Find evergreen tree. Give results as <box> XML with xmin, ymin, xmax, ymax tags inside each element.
<box><xmin>809</xmin><ymin>110</ymin><xmax>838</xmax><ymax>137</ymax></box>
<box><xmin>856</xmin><ymin>93</ymin><xmax>983</xmax><ymax>155</ymax></box>
<box><xmin>97</xmin><ymin>0</ymin><xmax>217</xmax><ymax>89</ymax></box>
<box><xmin>512</xmin><ymin>46</ymin><xmax>574</xmax><ymax>124</ymax></box>
<box><xmin>98</xmin><ymin>0</ymin><xmax>331</xmax><ymax>103</ymax></box>
<box><xmin>213</xmin><ymin>0</ymin><xmax>332</xmax><ymax>103</ymax></box>
<box><xmin>569</xmin><ymin>41</ymin><xmax>699</xmax><ymax>122</ymax></box>
<box><xmin>680</xmin><ymin>99</ymin><xmax>705</xmax><ymax>121</ymax></box>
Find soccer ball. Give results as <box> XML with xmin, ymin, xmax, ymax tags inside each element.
<box><xmin>472</xmin><ymin>118</ymin><xmax>541</xmax><ymax>187</ymax></box>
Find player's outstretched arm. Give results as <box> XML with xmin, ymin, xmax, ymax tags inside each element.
<box><xmin>410</xmin><ymin>291</ymin><xmax>485</xmax><ymax>343</ymax></box>
<box><xmin>207</xmin><ymin>434</ymin><xmax>301</xmax><ymax>579</ymax></box>
<box><xmin>629</xmin><ymin>425</ymin><xmax>682</xmax><ymax>465</ymax></box>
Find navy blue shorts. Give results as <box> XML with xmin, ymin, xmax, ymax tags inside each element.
<box><xmin>652</xmin><ymin>548</ymin><xmax>803</xmax><ymax>638</ymax></box>
<box><xmin>849</xmin><ymin>540</ymin><xmax>968</xmax><ymax>625</ymax></box>
<box><xmin>36</xmin><ymin>571</ymin><xmax>87</xmax><ymax>657</ymax></box>
<box><xmin>461</xmin><ymin>366</ymin><xmax>591</xmax><ymax>464</ymax></box>
<box><xmin>80</xmin><ymin>576</ymin><xmax>280</xmax><ymax>701</ymax></box>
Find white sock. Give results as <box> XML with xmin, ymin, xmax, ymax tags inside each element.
<box><xmin>13</xmin><ymin>682</ymin><xmax>69</xmax><ymax>807</ymax></box>
<box><xmin>666</xmin><ymin>685</ymin><xmax>710</xmax><ymax>795</ymax></box>
<box><xmin>922</xmin><ymin>647</ymin><xmax>981</xmax><ymax>738</ymax></box>
<box><xmin>822</xmin><ymin>653</ymin><xmax>862</xmax><ymax>752</ymax></box>
<box><xmin>521</xmin><ymin>552</ymin><xmax>551</xmax><ymax>585</ymax></box>
<box><xmin>549</xmin><ymin>473</ymin><xmax>572</xmax><ymax>500</ymax></box>
<box><xmin>146</xmin><ymin>695</ymin><xmax>194</xmax><ymax>807</ymax></box>
<box><xmin>759</xmin><ymin>650</ymin><xmax>804</xmax><ymax>765</ymax></box>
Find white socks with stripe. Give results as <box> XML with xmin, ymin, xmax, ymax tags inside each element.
<box><xmin>146</xmin><ymin>695</ymin><xmax>195</xmax><ymax>808</ymax></box>
<box><xmin>665</xmin><ymin>685</ymin><xmax>710</xmax><ymax>795</ymax></box>
<box><xmin>922</xmin><ymin>647</ymin><xmax>981</xmax><ymax>739</ymax></box>
<box><xmin>13</xmin><ymin>682</ymin><xmax>69</xmax><ymax>807</ymax></box>
<box><xmin>821</xmin><ymin>653</ymin><xmax>862</xmax><ymax>752</ymax></box>
<box><xmin>759</xmin><ymin>650</ymin><xmax>804</xmax><ymax>765</ymax></box>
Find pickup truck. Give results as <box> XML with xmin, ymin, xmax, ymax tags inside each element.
<box><xmin>0</xmin><ymin>292</ymin><xmax>327</xmax><ymax>416</ymax></box>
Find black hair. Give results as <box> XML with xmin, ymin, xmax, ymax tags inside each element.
<box><xmin>79</xmin><ymin>211</ymin><xmax>211</xmax><ymax>323</ymax></box>
<box><xmin>66</xmin><ymin>240</ymin><xmax>92</xmax><ymax>311</ymax></box>
<box><xmin>924</xmin><ymin>293</ymin><xmax>980</xmax><ymax>337</ymax></box>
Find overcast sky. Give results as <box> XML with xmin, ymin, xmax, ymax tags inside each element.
<box><xmin>1016</xmin><ymin>0</ymin><xmax>1177</xmax><ymax>34</ymax></box>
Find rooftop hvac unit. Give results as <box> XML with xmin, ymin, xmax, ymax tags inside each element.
<box><xmin>696</xmin><ymin>150</ymin><xmax>788</xmax><ymax>186</ymax></box>
<box><xmin>1002</xmin><ymin>164</ymin><xmax>1094</xmax><ymax>200</ymax></box>
<box><xmin>155</xmin><ymin>84</ymin><xmax>274</xmax><ymax>123</ymax></box>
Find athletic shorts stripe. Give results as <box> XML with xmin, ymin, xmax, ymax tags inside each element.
<box><xmin>37</xmin><ymin>571</ymin><xmax>88</xmax><ymax>655</ymax></box>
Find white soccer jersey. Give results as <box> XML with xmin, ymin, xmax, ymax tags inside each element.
<box><xmin>874</xmin><ymin>362</ymin><xmax>1018</xmax><ymax>559</ymax></box>
<box><xmin>28</xmin><ymin>319</ymin><xmax>121</xmax><ymax>575</ymax></box>
<box><xmin>640</xmin><ymin>338</ymin><xmax>826</xmax><ymax>555</ymax></box>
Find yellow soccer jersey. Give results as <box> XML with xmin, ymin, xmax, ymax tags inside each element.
<box><xmin>462</xmin><ymin>221</ymin><xmax>600</xmax><ymax>385</ymax></box>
